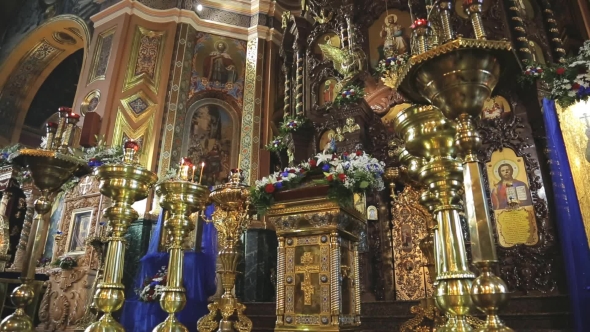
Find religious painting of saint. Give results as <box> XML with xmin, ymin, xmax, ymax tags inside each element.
<box><xmin>190</xmin><ymin>33</ymin><xmax>247</xmax><ymax>105</ymax></box>
<box><xmin>43</xmin><ymin>192</ymin><xmax>65</xmax><ymax>260</ymax></box>
<box><xmin>529</xmin><ymin>40</ymin><xmax>546</xmax><ymax>64</ymax></box>
<box><xmin>67</xmin><ymin>208</ymin><xmax>93</xmax><ymax>254</ymax></box>
<box><xmin>319</xmin><ymin>78</ymin><xmax>338</xmax><ymax>106</ymax></box>
<box><xmin>482</xmin><ymin>96</ymin><xmax>511</xmax><ymax>120</ymax></box>
<box><xmin>401</xmin><ymin>224</ymin><xmax>413</xmax><ymax>252</ymax></box>
<box><xmin>182</xmin><ymin>100</ymin><xmax>239</xmax><ymax>187</ymax></box>
<box><xmin>486</xmin><ymin>148</ymin><xmax>538</xmax><ymax>247</ymax></box>
<box><xmin>319</xmin><ymin>129</ymin><xmax>336</xmax><ymax>152</ymax></box>
<box><xmin>368</xmin><ymin>10</ymin><xmax>412</xmax><ymax>68</ymax></box>
<box><xmin>313</xmin><ymin>33</ymin><xmax>341</xmax><ymax>60</ymax></box>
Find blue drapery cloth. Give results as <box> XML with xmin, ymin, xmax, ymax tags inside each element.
<box><xmin>542</xmin><ymin>99</ymin><xmax>590</xmax><ymax>331</ymax></box>
<box><xmin>121</xmin><ymin>205</ymin><xmax>217</xmax><ymax>332</ymax></box>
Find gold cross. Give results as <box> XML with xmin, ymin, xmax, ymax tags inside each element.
<box><xmin>294</xmin><ymin>252</ymin><xmax>320</xmax><ymax>306</ymax></box>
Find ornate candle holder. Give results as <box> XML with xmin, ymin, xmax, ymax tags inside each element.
<box><xmin>197</xmin><ymin>169</ymin><xmax>252</xmax><ymax>332</ymax></box>
<box><xmin>393</xmin><ymin>105</ymin><xmax>474</xmax><ymax>332</ymax></box>
<box><xmin>153</xmin><ymin>159</ymin><xmax>210</xmax><ymax>332</ymax></box>
<box><xmin>394</xmin><ymin>2</ymin><xmax>517</xmax><ymax>330</ymax></box>
<box><xmin>0</xmin><ymin>120</ymin><xmax>89</xmax><ymax>331</ymax></box>
<box><xmin>85</xmin><ymin>141</ymin><xmax>158</xmax><ymax>332</ymax></box>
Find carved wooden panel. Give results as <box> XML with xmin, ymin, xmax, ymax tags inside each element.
<box><xmin>37</xmin><ymin>268</ymin><xmax>94</xmax><ymax>332</ymax></box>
<box><xmin>390</xmin><ymin>187</ymin><xmax>433</xmax><ymax>300</ymax></box>
<box><xmin>478</xmin><ymin>94</ymin><xmax>562</xmax><ymax>293</ymax></box>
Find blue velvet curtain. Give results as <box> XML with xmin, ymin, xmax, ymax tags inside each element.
<box><xmin>542</xmin><ymin>99</ymin><xmax>590</xmax><ymax>331</ymax></box>
<box><xmin>120</xmin><ymin>205</ymin><xmax>217</xmax><ymax>332</ymax></box>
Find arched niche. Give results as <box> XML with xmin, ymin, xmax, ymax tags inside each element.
<box><xmin>181</xmin><ymin>98</ymin><xmax>241</xmax><ymax>186</ymax></box>
<box><xmin>0</xmin><ymin>15</ymin><xmax>90</xmax><ymax>145</ymax></box>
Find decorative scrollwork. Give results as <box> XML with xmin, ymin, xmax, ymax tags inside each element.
<box><xmin>477</xmin><ymin>94</ymin><xmax>559</xmax><ymax>293</ymax></box>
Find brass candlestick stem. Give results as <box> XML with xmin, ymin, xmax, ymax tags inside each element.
<box><xmin>0</xmin><ymin>145</ymin><xmax>88</xmax><ymax>331</ymax></box>
<box><xmin>393</xmin><ymin>105</ymin><xmax>474</xmax><ymax>332</ymax></box>
<box><xmin>85</xmin><ymin>142</ymin><xmax>157</xmax><ymax>332</ymax></box>
<box><xmin>197</xmin><ymin>169</ymin><xmax>252</xmax><ymax>332</ymax></box>
<box><xmin>154</xmin><ymin>179</ymin><xmax>209</xmax><ymax>332</ymax></box>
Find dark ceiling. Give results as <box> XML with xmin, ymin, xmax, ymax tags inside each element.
<box><xmin>25</xmin><ymin>49</ymin><xmax>84</xmax><ymax>129</ymax></box>
<box><xmin>0</xmin><ymin>0</ymin><xmax>22</xmax><ymax>41</ymax></box>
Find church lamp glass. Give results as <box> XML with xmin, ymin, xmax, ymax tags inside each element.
<box><xmin>393</xmin><ymin>1</ymin><xmax>517</xmax><ymax>330</ymax></box>
<box><xmin>153</xmin><ymin>159</ymin><xmax>210</xmax><ymax>332</ymax></box>
<box><xmin>197</xmin><ymin>169</ymin><xmax>252</xmax><ymax>332</ymax></box>
<box><xmin>0</xmin><ymin>118</ymin><xmax>89</xmax><ymax>332</ymax></box>
<box><xmin>392</xmin><ymin>105</ymin><xmax>474</xmax><ymax>331</ymax></box>
<box><xmin>85</xmin><ymin>141</ymin><xmax>158</xmax><ymax>332</ymax></box>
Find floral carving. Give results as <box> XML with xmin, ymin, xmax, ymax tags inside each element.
<box><xmin>478</xmin><ymin>101</ymin><xmax>559</xmax><ymax>293</ymax></box>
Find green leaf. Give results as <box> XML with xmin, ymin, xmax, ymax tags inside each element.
<box><xmin>359</xmin><ymin>181</ymin><xmax>369</xmax><ymax>189</ymax></box>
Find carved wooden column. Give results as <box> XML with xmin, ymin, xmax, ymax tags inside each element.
<box><xmin>504</xmin><ymin>0</ymin><xmax>533</xmax><ymax>63</ymax></box>
<box><xmin>9</xmin><ymin>183</ymin><xmax>39</xmax><ymax>272</ymax></box>
<box><xmin>539</xmin><ymin>0</ymin><xmax>566</xmax><ymax>62</ymax></box>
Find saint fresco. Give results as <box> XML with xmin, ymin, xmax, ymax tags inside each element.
<box><xmin>186</xmin><ymin>104</ymin><xmax>234</xmax><ymax>186</ymax></box>
<box><xmin>368</xmin><ymin>10</ymin><xmax>411</xmax><ymax>68</ymax></box>
<box><xmin>190</xmin><ymin>33</ymin><xmax>247</xmax><ymax>105</ymax></box>
<box><xmin>482</xmin><ymin>96</ymin><xmax>511</xmax><ymax>119</ymax></box>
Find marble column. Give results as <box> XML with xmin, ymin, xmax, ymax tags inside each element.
<box><xmin>242</xmin><ymin>228</ymin><xmax>278</xmax><ymax>302</ymax></box>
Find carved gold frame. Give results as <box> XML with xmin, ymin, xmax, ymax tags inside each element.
<box><xmin>120</xmin><ymin>90</ymin><xmax>156</xmax><ymax>122</ymax></box>
<box><xmin>112</xmin><ymin>109</ymin><xmax>155</xmax><ymax>167</ymax></box>
<box><xmin>64</xmin><ymin>207</ymin><xmax>94</xmax><ymax>256</ymax></box>
<box><xmin>80</xmin><ymin>89</ymin><xmax>101</xmax><ymax>116</ymax></box>
<box><xmin>87</xmin><ymin>26</ymin><xmax>117</xmax><ymax>85</ymax></box>
<box><xmin>123</xmin><ymin>26</ymin><xmax>167</xmax><ymax>94</ymax></box>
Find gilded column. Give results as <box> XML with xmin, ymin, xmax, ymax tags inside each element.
<box><xmin>239</xmin><ymin>37</ymin><xmax>266</xmax><ymax>185</ymax></box>
<box><xmin>9</xmin><ymin>184</ymin><xmax>38</xmax><ymax>272</ymax></box>
<box><xmin>276</xmin><ymin>236</ymin><xmax>286</xmax><ymax>325</ymax></box>
<box><xmin>504</xmin><ymin>0</ymin><xmax>533</xmax><ymax>63</ymax></box>
<box><xmin>294</xmin><ymin>48</ymin><xmax>304</xmax><ymax>116</ymax></box>
<box><xmin>539</xmin><ymin>0</ymin><xmax>566</xmax><ymax>62</ymax></box>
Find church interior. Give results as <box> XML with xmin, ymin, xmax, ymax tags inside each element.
<box><xmin>0</xmin><ymin>0</ymin><xmax>590</xmax><ymax>331</ymax></box>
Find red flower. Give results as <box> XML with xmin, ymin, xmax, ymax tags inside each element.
<box><xmin>265</xmin><ymin>183</ymin><xmax>275</xmax><ymax>193</ymax></box>
<box><xmin>276</xmin><ymin>176</ymin><xmax>282</xmax><ymax>181</ymax></box>
<box><xmin>338</xmin><ymin>173</ymin><xmax>346</xmax><ymax>182</ymax></box>
<box><xmin>332</xmin><ymin>153</ymin><xmax>338</xmax><ymax>160</ymax></box>
<box><xmin>289</xmin><ymin>169</ymin><xmax>296</xmax><ymax>173</ymax></box>
<box><xmin>525</xmin><ymin>71</ymin><xmax>531</xmax><ymax>76</ymax></box>
<box><xmin>327</xmin><ymin>174</ymin><xmax>334</xmax><ymax>182</ymax></box>
<box><xmin>310</xmin><ymin>160</ymin><xmax>317</xmax><ymax>167</ymax></box>
<box><xmin>573</xmin><ymin>82</ymin><xmax>581</xmax><ymax>90</ymax></box>
<box><xmin>356</xmin><ymin>150</ymin><xmax>363</xmax><ymax>156</ymax></box>
<box><xmin>556</xmin><ymin>67</ymin><xmax>566</xmax><ymax>75</ymax></box>
<box><xmin>537</xmin><ymin>68</ymin><xmax>543</xmax><ymax>73</ymax></box>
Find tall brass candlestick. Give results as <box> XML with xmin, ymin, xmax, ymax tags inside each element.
<box><xmin>0</xmin><ymin>127</ymin><xmax>88</xmax><ymax>331</ymax></box>
<box><xmin>85</xmin><ymin>141</ymin><xmax>157</xmax><ymax>332</ymax></box>
<box><xmin>197</xmin><ymin>169</ymin><xmax>252</xmax><ymax>332</ymax></box>
<box><xmin>44</xmin><ymin>122</ymin><xmax>58</xmax><ymax>151</ymax></box>
<box><xmin>393</xmin><ymin>11</ymin><xmax>518</xmax><ymax>327</ymax></box>
<box><xmin>54</xmin><ymin>107</ymin><xmax>70</xmax><ymax>149</ymax></box>
<box><xmin>154</xmin><ymin>178</ymin><xmax>209</xmax><ymax>331</ymax></box>
<box><xmin>60</xmin><ymin>112</ymin><xmax>80</xmax><ymax>153</ymax></box>
<box><xmin>393</xmin><ymin>105</ymin><xmax>474</xmax><ymax>332</ymax></box>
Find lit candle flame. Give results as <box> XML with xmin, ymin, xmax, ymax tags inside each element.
<box><xmin>199</xmin><ymin>162</ymin><xmax>205</xmax><ymax>185</ymax></box>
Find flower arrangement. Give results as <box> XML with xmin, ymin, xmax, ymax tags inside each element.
<box><xmin>376</xmin><ymin>53</ymin><xmax>409</xmax><ymax>76</ymax></box>
<box><xmin>0</xmin><ymin>144</ymin><xmax>22</xmax><ymax>168</ymax></box>
<box><xmin>334</xmin><ymin>84</ymin><xmax>365</xmax><ymax>106</ymax></box>
<box><xmin>519</xmin><ymin>40</ymin><xmax>590</xmax><ymax>108</ymax></box>
<box><xmin>265</xmin><ymin>136</ymin><xmax>287</xmax><ymax>152</ymax></box>
<box><xmin>82</xmin><ymin>135</ymin><xmax>125</xmax><ymax>167</ymax></box>
<box><xmin>52</xmin><ymin>256</ymin><xmax>78</xmax><ymax>270</ymax></box>
<box><xmin>280</xmin><ymin>114</ymin><xmax>308</xmax><ymax>133</ymax></box>
<box><xmin>264</xmin><ymin>115</ymin><xmax>309</xmax><ymax>153</ymax></box>
<box><xmin>137</xmin><ymin>266</ymin><xmax>168</xmax><ymax>302</ymax></box>
<box><xmin>517</xmin><ymin>64</ymin><xmax>544</xmax><ymax>86</ymax></box>
<box><xmin>251</xmin><ymin>149</ymin><xmax>385</xmax><ymax>215</ymax></box>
